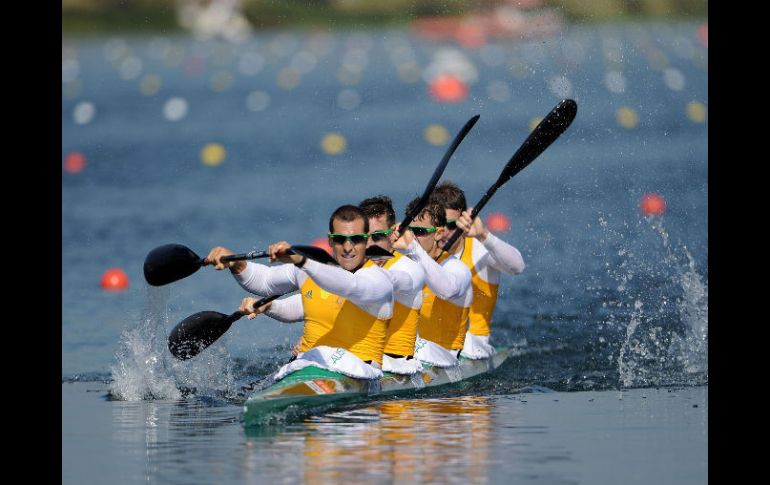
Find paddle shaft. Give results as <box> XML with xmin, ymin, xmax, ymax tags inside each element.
<box><xmin>398</xmin><ymin>114</ymin><xmax>479</xmax><ymax>234</ymax></box>
<box><xmin>221</xmin><ymin>250</ymin><xmax>269</xmax><ymax>263</ymax></box>
<box><xmin>225</xmin><ymin>293</ymin><xmax>282</xmax><ymax>321</ymax></box>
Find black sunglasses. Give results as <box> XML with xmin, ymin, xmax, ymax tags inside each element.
<box><xmin>408</xmin><ymin>225</ymin><xmax>439</xmax><ymax>237</ymax></box>
<box><xmin>369</xmin><ymin>228</ymin><xmax>393</xmax><ymax>242</ymax></box>
<box><xmin>328</xmin><ymin>233</ymin><xmax>368</xmax><ymax>245</ymax></box>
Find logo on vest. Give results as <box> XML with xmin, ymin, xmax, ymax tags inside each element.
<box><xmin>330</xmin><ymin>348</ymin><xmax>346</xmax><ymax>365</ymax></box>
<box><xmin>304</xmin><ymin>290</ymin><xmax>313</xmax><ymax>299</ymax></box>
<box><xmin>414</xmin><ymin>337</ymin><xmax>426</xmax><ymax>352</ymax></box>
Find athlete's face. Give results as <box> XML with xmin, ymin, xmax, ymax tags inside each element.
<box><xmin>367</xmin><ymin>214</ymin><xmax>394</xmax><ymax>254</ymax></box>
<box><xmin>330</xmin><ymin>217</ymin><xmax>368</xmax><ymax>271</ymax></box>
<box><xmin>411</xmin><ymin>212</ymin><xmax>445</xmax><ymax>257</ymax></box>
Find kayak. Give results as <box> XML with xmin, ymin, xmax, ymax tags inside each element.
<box><xmin>243</xmin><ymin>346</ymin><xmax>511</xmax><ymax>426</ymax></box>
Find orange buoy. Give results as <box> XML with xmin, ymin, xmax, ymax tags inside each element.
<box><xmin>63</xmin><ymin>152</ymin><xmax>86</xmax><ymax>173</ymax></box>
<box><xmin>310</xmin><ymin>237</ymin><xmax>332</xmax><ymax>254</ymax></box>
<box><xmin>429</xmin><ymin>74</ymin><xmax>468</xmax><ymax>103</ymax></box>
<box><xmin>639</xmin><ymin>193</ymin><xmax>666</xmax><ymax>216</ymax></box>
<box><xmin>101</xmin><ymin>268</ymin><xmax>129</xmax><ymax>291</ymax></box>
<box><xmin>485</xmin><ymin>212</ymin><xmax>511</xmax><ymax>233</ymax></box>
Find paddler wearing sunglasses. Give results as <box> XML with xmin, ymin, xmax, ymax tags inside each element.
<box><xmin>391</xmin><ymin>197</ymin><xmax>473</xmax><ymax>368</ymax></box>
<box><xmin>431</xmin><ymin>181</ymin><xmax>526</xmax><ymax>359</ymax></box>
<box><xmin>205</xmin><ymin>205</ymin><xmax>394</xmax><ymax>381</ymax></box>
<box><xmin>359</xmin><ymin>195</ymin><xmax>426</xmax><ymax>375</ymax></box>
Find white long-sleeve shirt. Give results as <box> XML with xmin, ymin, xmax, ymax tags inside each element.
<box><xmin>398</xmin><ymin>240</ymin><xmax>472</xmax><ymax>308</ymax></box>
<box><xmin>262</xmin><ymin>258</ymin><xmax>422</xmax><ymax>322</ymax></box>
<box><xmin>263</xmin><ymin>293</ymin><xmax>304</xmax><ymax>322</ymax></box>
<box><xmin>466</xmin><ymin>233</ymin><xmax>526</xmax><ymax>284</ymax></box>
<box><xmin>385</xmin><ymin>254</ymin><xmax>425</xmax><ymax>310</ymax></box>
<box><xmin>233</xmin><ymin>258</ymin><xmax>393</xmax><ymax>319</ymax></box>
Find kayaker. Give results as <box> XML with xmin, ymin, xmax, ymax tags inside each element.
<box><xmin>205</xmin><ymin>204</ymin><xmax>393</xmax><ymax>380</ymax></box>
<box><xmin>359</xmin><ymin>195</ymin><xmax>426</xmax><ymax>375</ymax></box>
<box><xmin>392</xmin><ymin>197</ymin><xmax>472</xmax><ymax>368</ymax></box>
<box><xmin>431</xmin><ymin>181</ymin><xmax>525</xmax><ymax>359</ymax></box>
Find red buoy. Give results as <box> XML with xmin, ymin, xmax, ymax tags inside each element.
<box><xmin>485</xmin><ymin>212</ymin><xmax>511</xmax><ymax>233</ymax></box>
<box><xmin>100</xmin><ymin>268</ymin><xmax>129</xmax><ymax>291</ymax></box>
<box><xmin>310</xmin><ymin>238</ymin><xmax>332</xmax><ymax>254</ymax></box>
<box><xmin>639</xmin><ymin>193</ymin><xmax>666</xmax><ymax>216</ymax></box>
<box><xmin>63</xmin><ymin>152</ymin><xmax>86</xmax><ymax>173</ymax></box>
<box><xmin>429</xmin><ymin>74</ymin><xmax>469</xmax><ymax>103</ymax></box>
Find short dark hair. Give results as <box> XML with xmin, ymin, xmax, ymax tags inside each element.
<box><xmin>329</xmin><ymin>204</ymin><xmax>369</xmax><ymax>233</ymax></box>
<box><xmin>404</xmin><ymin>197</ymin><xmax>447</xmax><ymax>228</ymax></box>
<box><xmin>359</xmin><ymin>195</ymin><xmax>396</xmax><ymax>226</ymax></box>
<box><xmin>431</xmin><ymin>180</ymin><xmax>467</xmax><ymax>211</ymax></box>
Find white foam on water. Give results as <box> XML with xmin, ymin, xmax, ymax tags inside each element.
<box><xmin>601</xmin><ymin>215</ymin><xmax>707</xmax><ymax>388</ymax></box>
<box><xmin>109</xmin><ymin>285</ymin><xmax>236</xmax><ymax>401</ymax></box>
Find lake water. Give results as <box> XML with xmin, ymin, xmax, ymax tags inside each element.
<box><xmin>62</xmin><ymin>21</ymin><xmax>708</xmax><ymax>484</ymax></box>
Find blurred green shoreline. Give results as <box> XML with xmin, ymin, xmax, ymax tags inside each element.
<box><xmin>62</xmin><ymin>0</ymin><xmax>707</xmax><ymax>35</ymax></box>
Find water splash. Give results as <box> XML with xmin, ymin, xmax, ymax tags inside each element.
<box><xmin>109</xmin><ymin>285</ymin><xmax>237</xmax><ymax>401</ymax></box>
<box><xmin>109</xmin><ymin>285</ymin><xmax>181</xmax><ymax>400</ymax></box>
<box><xmin>602</xmin><ymin>215</ymin><xmax>707</xmax><ymax>388</ymax></box>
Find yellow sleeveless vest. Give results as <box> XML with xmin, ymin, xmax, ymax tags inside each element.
<box><xmin>297</xmin><ymin>260</ymin><xmax>388</xmax><ymax>364</ymax></box>
<box><xmin>382</xmin><ymin>253</ymin><xmax>419</xmax><ymax>357</ymax></box>
<box><xmin>459</xmin><ymin>237</ymin><xmax>499</xmax><ymax>337</ymax></box>
<box><xmin>418</xmin><ymin>253</ymin><xmax>470</xmax><ymax>350</ymax></box>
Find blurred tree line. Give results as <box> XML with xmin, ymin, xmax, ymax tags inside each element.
<box><xmin>62</xmin><ymin>0</ymin><xmax>707</xmax><ymax>33</ymax></box>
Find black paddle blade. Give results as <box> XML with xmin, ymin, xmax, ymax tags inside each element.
<box><xmin>168</xmin><ymin>311</ymin><xmax>238</xmax><ymax>360</ymax></box>
<box><xmin>288</xmin><ymin>245</ymin><xmax>338</xmax><ymax>265</ymax></box>
<box><xmin>143</xmin><ymin>243</ymin><xmax>204</xmax><ymax>286</ymax></box>
<box><xmin>399</xmin><ymin>114</ymin><xmax>480</xmax><ymax>232</ymax></box>
<box><xmin>365</xmin><ymin>245</ymin><xmax>395</xmax><ymax>260</ymax></box>
<box><xmin>496</xmin><ymin>99</ymin><xmax>578</xmax><ymax>187</ymax></box>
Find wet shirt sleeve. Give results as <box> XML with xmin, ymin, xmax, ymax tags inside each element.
<box><xmin>233</xmin><ymin>261</ymin><xmax>301</xmax><ymax>296</ymax></box>
<box><xmin>264</xmin><ymin>293</ymin><xmax>304</xmax><ymax>323</ymax></box>
<box><xmin>479</xmin><ymin>233</ymin><xmax>526</xmax><ymax>275</ymax></box>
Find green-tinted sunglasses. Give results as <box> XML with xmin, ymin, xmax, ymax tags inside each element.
<box><xmin>446</xmin><ymin>219</ymin><xmax>458</xmax><ymax>230</ymax></box>
<box><xmin>407</xmin><ymin>225</ymin><xmax>439</xmax><ymax>237</ymax></box>
<box><xmin>369</xmin><ymin>228</ymin><xmax>393</xmax><ymax>242</ymax></box>
<box><xmin>328</xmin><ymin>233</ymin><xmax>369</xmax><ymax>245</ymax></box>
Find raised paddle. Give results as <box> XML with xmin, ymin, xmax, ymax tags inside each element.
<box><xmin>397</xmin><ymin>114</ymin><xmax>480</xmax><ymax>233</ymax></box>
<box><xmin>441</xmin><ymin>99</ymin><xmax>578</xmax><ymax>251</ymax></box>
<box><xmin>168</xmin><ymin>294</ymin><xmax>283</xmax><ymax>360</ymax></box>
<box><xmin>143</xmin><ymin>243</ymin><xmax>391</xmax><ymax>286</ymax></box>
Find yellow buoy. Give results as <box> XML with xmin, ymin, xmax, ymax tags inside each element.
<box><xmin>617</xmin><ymin>107</ymin><xmax>639</xmax><ymax>129</ymax></box>
<box><xmin>686</xmin><ymin>101</ymin><xmax>707</xmax><ymax>123</ymax></box>
<box><xmin>529</xmin><ymin>116</ymin><xmax>543</xmax><ymax>132</ymax></box>
<box><xmin>201</xmin><ymin>143</ymin><xmax>226</xmax><ymax>166</ymax></box>
<box><xmin>321</xmin><ymin>133</ymin><xmax>346</xmax><ymax>155</ymax></box>
<box><xmin>424</xmin><ymin>124</ymin><xmax>449</xmax><ymax>145</ymax></box>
